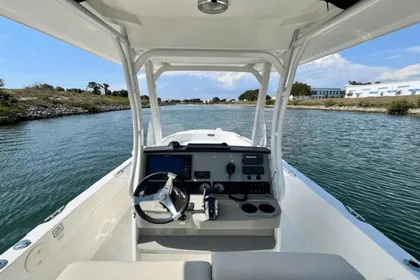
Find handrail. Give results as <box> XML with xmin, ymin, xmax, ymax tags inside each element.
<box><xmin>153</xmin><ymin>64</ymin><xmax>263</xmax><ymax>84</ymax></box>
<box><xmin>134</xmin><ymin>49</ymin><xmax>284</xmax><ymax>75</ymax></box>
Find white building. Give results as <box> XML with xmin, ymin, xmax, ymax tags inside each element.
<box><xmin>345</xmin><ymin>80</ymin><xmax>420</xmax><ymax>98</ymax></box>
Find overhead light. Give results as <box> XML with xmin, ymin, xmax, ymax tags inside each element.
<box><xmin>198</xmin><ymin>0</ymin><xmax>229</xmax><ymax>15</ymax></box>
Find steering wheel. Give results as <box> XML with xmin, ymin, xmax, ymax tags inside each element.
<box><xmin>133</xmin><ymin>172</ymin><xmax>190</xmax><ymax>224</ymax></box>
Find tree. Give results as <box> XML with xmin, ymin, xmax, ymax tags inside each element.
<box><xmin>28</xmin><ymin>83</ymin><xmax>55</xmax><ymax>90</ymax></box>
<box><xmin>212</xmin><ymin>97</ymin><xmax>221</xmax><ymax>103</ymax></box>
<box><xmin>0</xmin><ymin>79</ymin><xmax>4</xmax><ymax>88</ymax></box>
<box><xmin>87</xmin><ymin>82</ymin><xmax>102</xmax><ymax>95</ymax></box>
<box><xmin>238</xmin><ymin>89</ymin><xmax>259</xmax><ymax>101</ymax></box>
<box><xmin>87</xmin><ymin>81</ymin><xmax>96</xmax><ymax>91</ymax></box>
<box><xmin>67</xmin><ymin>88</ymin><xmax>83</xmax><ymax>93</ymax></box>
<box><xmin>55</xmin><ymin>86</ymin><xmax>65</xmax><ymax>91</ymax></box>
<box><xmin>291</xmin><ymin>81</ymin><xmax>311</xmax><ymax>97</ymax></box>
<box><xmin>103</xmin><ymin>83</ymin><xmax>111</xmax><ymax>95</ymax></box>
<box><xmin>266</xmin><ymin>95</ymin><xmax>271</xmax><ymax>101</ymax></box>
<box><xmin>112</xmin><ymin>90</ymin><xmax>128</xmax><ymax>97</ymax></box>
<box><xmin>348</xmin><ymin>80</ymin><xmax>372</xmax><ymax>85</ymax></box>
<box><xmin>119</xmin><ymin>90</ymin><xmax>128</xmax><ymax>97</ymax></box>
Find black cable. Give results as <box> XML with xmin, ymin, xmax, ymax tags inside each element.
<box><xmin>229</xmin><ymin>193</ymin><xmax>248</xmax><ymax>202</ymax></box>
<box><xmin>228</xmin><ymin>173</ymin><xmax>248</xmax><ymax>202</ymax></box>
<box><xmin>270</xmin><ymin>171</ymin><xmax>276</xmax><ymax>189</ymax></box>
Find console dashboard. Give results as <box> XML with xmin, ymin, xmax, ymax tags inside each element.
<box><xmin>143</xmin><ymin>144</ymin><xmax>272</xmax><ymax>195</ymax></box>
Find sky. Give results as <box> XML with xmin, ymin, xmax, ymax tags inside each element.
<box><xmin>1</xmin><ymin>16</ymin><xmax>420</xmax><ymax>100</ymax></box>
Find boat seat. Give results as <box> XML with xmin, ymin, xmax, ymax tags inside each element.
<box><xmin>211</xmin><ymin>252</ymin><xmax>366</xmax><ymax>280</ymax></box>
<box><xmin>56</xmin><ymin>261</ymin><xmax>211</xmax><ymax>280</ymax></box>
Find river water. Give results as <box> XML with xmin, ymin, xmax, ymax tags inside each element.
<box><xmin>0</xmin><ymin>105</ymin><xmax>419</xmax><ymax>259</ymax></box>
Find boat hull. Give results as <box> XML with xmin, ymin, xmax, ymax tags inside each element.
<box><xmin>1</xmin><ymin>131</ymin><xmax>419</xmax><ymax>279</ymax></box>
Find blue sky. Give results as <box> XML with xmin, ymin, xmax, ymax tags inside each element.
<box><xmin>1</xmin><ymin>16</ymin><xmax>420</xmax><ymax>100</ymax></box>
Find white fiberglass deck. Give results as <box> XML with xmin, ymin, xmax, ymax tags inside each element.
<box><xmin>1</xmin><ymin>157</ymin><xmax>418</xmax><ymax>279</ymax></box>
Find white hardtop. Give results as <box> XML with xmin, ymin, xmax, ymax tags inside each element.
<box><xmin>2</xmin><ymin>0</ymin><xmax>420</xmax><ymax>70</ymax></box>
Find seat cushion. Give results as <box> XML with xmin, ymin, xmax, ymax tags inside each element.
<box><xmin>212</xmin><ymin>252</ymin><xmax>365</xmax><ymax>280</ymax></box>
<box><xmin>57</xmin><ymin>261</ymin><xmax>211</xmax><ymax>280</ymax></box>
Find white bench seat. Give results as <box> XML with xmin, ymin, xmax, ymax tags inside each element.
<box><xmin>56</xmin><ymin>261</ymin><xmax>211</xmax><ymax>280</ymax></box>
<box><xmin>57</xmin><ymin>252</ymin><xmax>365</xmax><ymax>280</ymax></box>
<box><xmin>212</xmin><ymin>252</ymin><xmax>365</xmax><ymax>280</ymax></box>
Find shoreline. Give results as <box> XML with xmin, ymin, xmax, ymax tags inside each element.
<box><xmin>13</xmin><ymin>104</ymin><xmax>132</xmax><ymax>123</ymax></box>
<box><xmin>1</xmin><ymin>88</ymin><xmax>134</xmax><ymax>125</ymax></box>
<box><xmin>211</xmin><ymin>103</ymin><xmax>420</xmax><ymax>116</ymax></box>
<box><xmin>4</xmin><ymin>103</ymin><xmax>420</xmax><ymax>125</ymax></box>
<box><xmin>287</xmin><ymin>105</ymin><xmax>420</xmax><ymax>116</ymax></box>
<box><xmin>3</xmin><ymin>94</ymin><xmax>420</xmax><ymax>125</ymax></box>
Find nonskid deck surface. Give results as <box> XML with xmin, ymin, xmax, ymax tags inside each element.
<box><xmin>137</xmin><ymin>235</ymin><xmax>276</xmax><ymax>262</ymax></box>
<box><xmin>138</xmin><ymin>235</ymin><xmax>276</xmax><ymax>252</ymax></box>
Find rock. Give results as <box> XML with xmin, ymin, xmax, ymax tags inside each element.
<box><xmin>287</xmin><ymin>105</ymin><xmax>390</xmax><ymax>114</ymax></box>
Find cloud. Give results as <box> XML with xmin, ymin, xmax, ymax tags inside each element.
<box><xmin>134</xmin><ymin>54</ymin><xmax>391</xmax><ymax>91</ymax></box>
<box><xmin>366</xmin><ymin>49</ymin><xmax>396</xmax><ymax>58</ymax></box>
<box><xmin>108</xmin><ymin>83</ymin><xmax>126</xmax><ymax>91</ymax></box>
<box><xmin>159</xmin><ymin>71</ymin><xmax>253</xmax><ymax>89</ymax></box>
<box><xmin>406</xmin><ymin>46</ymin><xmax>420</xmax><ymax>53</ymax></box>
<box><xmin>208</xmin><ymin>72</ymin><xmax>252</xmax><ymax>89</ymax></box>
<box><xmin>296</xmin><ymin>53</ymin><xmax>390</xmax><ymax>88</ymax></box>
<box><xmin>387</xmin><ymin>54</ymin><xmax>402</xmax><ymax>60</ymax></box>
<box><xmin>150</xmin><ymin>53</ymin><xmax>390</xmax><ymax>91</ymax></box>
<box><xmin>377</xmin><ymin>64</ymin><xmax>420</xmax><ymax>81</ymax></box>
<box><xmin>117</xmin><ymin>53</ymin><xmax>420</xmax><ymax>98</ymax></box>
<box><xmin>138</xmin><ymin>73</ymin><xmax>146</xmax><ymax>81</ymax></box>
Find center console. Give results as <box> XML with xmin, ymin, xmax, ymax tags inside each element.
<box><xmin>138</xmin><ymin>144</ymin><xmax>281</xmax><ymax>231</ymax></box>
<box><xmin>143</xmin><ymin>144</ymin><xmax>273</xmax><ymax>196</ymax></box>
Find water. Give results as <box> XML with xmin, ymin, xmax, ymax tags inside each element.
<box><xmin>1</xmin><ymin>106</ymin><xmax>419</xmax><ymax>260</ymax></box>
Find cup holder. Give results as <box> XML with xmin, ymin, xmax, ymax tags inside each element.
<box><xmin>241</xmin><ymin>203</ymin><xmax>258</xmax><ymax>214</ymax></box>
<box><xmin>258</xmin><ymin>203</ymin><xmax>276</xmax><ymax>214</ymax></box>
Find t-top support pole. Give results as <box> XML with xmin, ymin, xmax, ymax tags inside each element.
<box><xmin>113</xmin><ymin>33</ymin><xmax>144</xmax><ymax>262</ymax></box>
<box><xmin>145</xmin><ymin>60</ymin><xmax>163</xmax><ymax>145</ymax></box>
<box><xmin>251</xmin><ymin>62</ymin><xmax>272</xmax><ymax>147</ymax></box>
<box><xmin>270</xmin><ymin>31</ymin><xmax>309</xmax><ymax>202</ymax></box>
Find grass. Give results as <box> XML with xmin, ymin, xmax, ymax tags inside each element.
<box><xmin>0</xmin><ymin>106</ymin><xmax>24</xmax><ymax>124</ymax></box>
<box><xmin>75</xmin><ymin>103</ymin><xmax>101</xmax><ymax>113</ymax></box>
<box><xmin>324</xmin><ymin>99</ymin><xmax>337</xmax><ymax>107</ymax></box>
<box><xmin>288</xmin><ymin>96</ymin><xmax>420</xmax><ymax>109</ymax></box>
<box><xmin>8</xmin><ymin>88</ymin><xmax>130</xmax><ymax>108</ymax></box>
<box><xmin>0</xmin><ymin>88</ymin><xmax>131</xmax><ymax>124</ymax></box>
<box><xmin>387</xmin><ymin>100</ymin><xmax>415</xmax><ymax>115</ymax></box>
<box><xmin>0</xmin><ymin>90</ymin><xmax>23</xmax><ymax>124</ymax></box>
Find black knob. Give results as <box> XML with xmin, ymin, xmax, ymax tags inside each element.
<box><xmin>247</xmin><ymin>175</ymin><xmax>251</xmax><ymax>180</ymax></box>
<box><xmin>256</xmin><ymin>175</ymin><xmax>261</xmax><ymax>180</ymax></box>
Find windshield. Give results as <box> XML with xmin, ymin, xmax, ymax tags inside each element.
<box><xmin>144</xmin><ymin>105</ymin><xmax>269</xmax><ymax>147</ymax></box>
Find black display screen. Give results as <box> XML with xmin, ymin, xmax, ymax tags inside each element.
<box><xmin>146</xmin><ymin>155</ymin><xmax>186</xmax><ymax>176</ymax></box>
